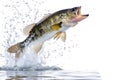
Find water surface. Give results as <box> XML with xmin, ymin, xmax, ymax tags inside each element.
<box><xmin>0</xmin><ymin>67</ymin><xmax>101</xmax><ymax>80</ymax></box>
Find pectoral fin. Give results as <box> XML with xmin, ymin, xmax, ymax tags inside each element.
<box><xmin>54</xmin><ymin>32</ymin><xmax>62</xmax><ymax>40</ymax></box>
<box><xmin>23</xmin><ymin>23</ymin><xmax>36</xmax><ymax>35</ymax></box>
<box><xmin>32</xmin><ymin>43</ymin><xmax>44</xmax><ymax>53</ymax></box>
<box><xmin>61</xmin><ymin>32</ymin><xmax>66</xmax><ymax>42</ymax></box>
<box><xmin>54</xmin><ymin>32</ymin><xmax>66</xmax><ymax>42</ymax></box>
<box><xmin>51</xmin><ymin>22</ymin><xmax>62</xmax><ymax>31</ymax></box>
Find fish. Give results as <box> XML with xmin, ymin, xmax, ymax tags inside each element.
<box><xmin>7</xmin><ymin>6</ymin><xmax>89</xmax><ymax>58</ymax></box>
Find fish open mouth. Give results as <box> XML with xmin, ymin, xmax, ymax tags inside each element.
<box><xmin>75</xmin><ymin>6</ymin><xmax>89</xmax><ymax>17</ymax></box>
<box><xmin>76</xmin><ymin>6</ymin><xmax>81</xmax><ymax>15</ymax></box>
<box><xmin>72</xmin><ymin>6</ymin><xmax>89</xmax><ymax>22</ymax></box>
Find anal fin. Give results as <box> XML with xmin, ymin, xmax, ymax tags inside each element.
<box><xmin>32</xmin><ymin>43</ymin><xmax>44</xmax><ymax>53</ymax></box>
<box><xmin>15</xmin><ymin>52</ymin><xmax>21</xmax><ymax>58</ymax></box>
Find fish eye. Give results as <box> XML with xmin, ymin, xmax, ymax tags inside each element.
<box><xmin>71</xmin><ymin>8</ymin><xmax>77</xmax><ymax>15</ymax></box>
<box><xmin>72</xmin><ymin>8</ymin><xmax>76</xmax><ymax>12</ymax></box>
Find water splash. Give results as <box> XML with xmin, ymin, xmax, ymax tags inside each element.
<box><xmin>0</xmin><ymin>1</ymin><xmax>101</xmax><ymax>80</ymax></box>
<box><xmin>0</xmin><ymin>0</ymin><xmax>79</xmax><ymax>70</ymax></box>
<box><xmin>0</xmin><ymin>0</ymin><xmax>51</xmax><ymax>69</ymax></box>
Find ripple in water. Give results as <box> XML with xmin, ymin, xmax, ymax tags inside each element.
<box><xmin>0</xmin><ymin>0</ymin><xmax>101</xmax><ymax>80</ymax></box>
<box><xmin>0</xmin><ymin>70</ymin><xmax>101</xmax><ymax>80</ymax></box>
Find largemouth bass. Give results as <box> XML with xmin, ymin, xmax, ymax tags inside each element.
<box><xmin>7</xmin><ymin>6</ymin><xmax>89</xmax><ymax>58</ymax></box>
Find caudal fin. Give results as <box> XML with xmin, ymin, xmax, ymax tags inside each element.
<box><xmin>7</xmin><ymin>43</ymin><xmax>23</xmax><ymax>58</ymax></box>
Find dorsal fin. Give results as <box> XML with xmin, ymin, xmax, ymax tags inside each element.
<box><xmin>37</xmin><ymin>13</ymin><xmax>51</xmax><ymax>24</ymax></box>
<box><xmin>23</xmin><ymin>23</ymin><xmax>36</xmax><ymax>35</ymax></box>
<box><xmin>23</xmin><ymin>13</ymin><xmax>51</xmax><ymax>36</ymax></box>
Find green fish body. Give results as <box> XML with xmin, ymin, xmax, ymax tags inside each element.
<box><xmin>8</xmin><ymin>6</ymin><xmax>89</xmax><ymax>58</ymax></box>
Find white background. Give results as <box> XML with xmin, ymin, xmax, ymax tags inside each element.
<box><xmin>0</xmin><ymin>0</ymin><xmax>120</xmax><ymax>80</ymax></box>
<box><xmin>44</xmin><ymin>0</ymin><xmax>120</xmax><ymax>80</ymax></box>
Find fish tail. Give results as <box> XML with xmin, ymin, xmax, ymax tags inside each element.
<box><xmin>7</xmin><ymin>42</ymin><xmax>23</xmax><ymax>58</ymax></box>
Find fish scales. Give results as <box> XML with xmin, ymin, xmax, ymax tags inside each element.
<box><xmin>7</xmin><ymin>6</ymin><xmax>89</xmax><ymax>58</ymax></box>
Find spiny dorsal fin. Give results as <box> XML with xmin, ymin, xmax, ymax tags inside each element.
<box><xmin>38</xmin><ymin>13</ymin><xmax>51</xmax><ymax>24</ymax></box>
<box><xmin>23</xmin><ymin>23</ymin><xmax>36</xmax><ymax>35</ymax></box>
<box><xmin>23</xmin><ymin>13</ymin><xmax>51</xmax><ymax>36</ymax></box>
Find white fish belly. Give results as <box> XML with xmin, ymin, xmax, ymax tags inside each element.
<box><xmin>27</xmin><ymin>22</ymin><xmax>74</xmax><ymax>47</ymax></box>
<box><xmin>29</xmin><ymin>31</ymin><xmax>57</xmax><ymax>46</ymax></box>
